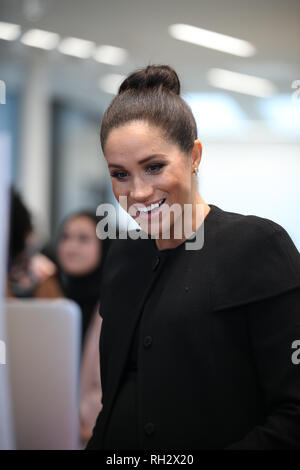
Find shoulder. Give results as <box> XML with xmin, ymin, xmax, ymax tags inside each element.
<box><xmin>211</xmin><ymin>205</ymin><xmax>298</xmax><ymax>258</ymax></box>
<box><xmin>211</xmin><ymin>204</ymin><xmax>287</xmax><ymax>240</ymax></box>
<box><xmin>209</xmin><ymin>206</ymin><xmax>300</xmax><ymax>310</ymax></box>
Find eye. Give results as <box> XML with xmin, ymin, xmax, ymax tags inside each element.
<box><xmin>110</xmin><ymin>163</ymin><xmax>165</xmax><ymax>181</ymax></box>
<box><xmin>111</xmin><ymin>171</ymin><xmax>128</xmax><ymax>180</ymax></box>
<box><xmin>146</xmin><ymin>163</ymin><xmax>165</xmax><ymax>174</ymax></box>
<box><xmin>78</xmin><ymin>234</ymin><xmax>90</xmax><ymax>243</ymax></box>
<box><xmin>60</xmin><ymin>233</ymin><xmax>70</xmax><ymax>241</ymax></box>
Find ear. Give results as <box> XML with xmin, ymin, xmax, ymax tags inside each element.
<box><xmin>191</xmin><ymin>139</ymin><xmax>202</xmax><ymax>169</ymax></box>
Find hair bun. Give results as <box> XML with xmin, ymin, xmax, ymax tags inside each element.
<box><xmin>118</xmin><ymin>65</ymin><xmax>180</xmax><ymax>95</ymax></box>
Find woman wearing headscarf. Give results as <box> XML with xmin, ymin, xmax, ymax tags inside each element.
<box><xmin>35</xmin><ymin>210</ymin><xmax>112</xmax><ymax>444</ymax></box>
<box><xmin>36</xmin><ymin>211</ymin><xmax>110</xmax><ymax>346</ymax></box>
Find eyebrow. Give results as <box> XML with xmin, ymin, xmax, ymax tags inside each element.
<box><xmin>108</xmin><ymin>154</ymin><xmax>167</xmax><ymax>169</ymax></box>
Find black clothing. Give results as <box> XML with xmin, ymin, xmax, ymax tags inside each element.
<box><xmin>86</xmin><ymin>204</ymin><xmax>300</xmax><ymax>450</ymax></box>
<box><xmin>58</xmin><ymin>266</ymin><xmax>103</xmax><ymax>346</ymax></box>
<box><xmin>102</xmin><ymin>318</ymin><xmax>140</xmax><ymax>449</ymax></box>
<box><xmin>55</xmin><ymin>215</ymin><xmax>113</xmax><ymax>349</ymax></box>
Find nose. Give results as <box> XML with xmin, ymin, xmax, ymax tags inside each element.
<box><xmin>63</xmin><ymin>236</ymin><xmax>80</xmax><ymax>250</ymax></box>
<box><xmin>130</xmin><ymin>176</ymin><xmax>153</xmax><ymax>202</ymax></box>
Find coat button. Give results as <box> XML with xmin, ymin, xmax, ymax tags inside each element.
<box><xmin>152</xmin><ymin>255</ymin><xmax>160</xmax><ymax>271</ymax></box>
<box><xmin>144</xmin><ymin>422</ymin><xmax>155</xmax><ymax>435</ymax></box>
<box><xmin>143</xmin><ymin>335</ymin><xmax>153</xmax><ymax>348</ymax></box>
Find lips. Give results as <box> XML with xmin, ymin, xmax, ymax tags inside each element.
<box><xmin>135</xmin><ymin>198</ymin><xmax>166</xmax><ymax>214</ymax></box>
<box><xmin>135</xmin><ymin>198</ymin><xmax>164</xmax><ymax>210</ymax></box>
<box><xmin>133</xmin><ymin>199</ymin><xmax>166</xmax><ymax>220</ymax></box>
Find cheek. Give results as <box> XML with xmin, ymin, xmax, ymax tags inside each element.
<box><xmin>161</xmin><ymin>171</ymin><xmax>189</xmax><ymax>196</ymax></box>
<box><xmin>83</xmin><ymin>242</ymin><xmax>100</xmax><ymax>263</ymax></box>
<box><xmin>111</xmin><ymin>179</ymin><xmax>124</xmax><ymax>199</ymax></box>
<box><xmin>57</xmin><ymin>243</ymin><xmax>67</xmax><ymax>262</ymax></box>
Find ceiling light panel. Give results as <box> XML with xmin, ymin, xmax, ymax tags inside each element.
<box><xmin>93</xmin><ymin>45</ymin><xmax>128</xmax><ymax>65</ymax></box>
<box><xmin>21</xmin><ymin>29</ymin><xmax>60</xmax><ymax>50</ymax></box>
<box><xmin>0</xmin><ymin>21</ymin><xmax>21</xmax><ymax>41</ymax></box>
<box><xmin>58</xmin><ymin>37</ymin><xmax>95</xmax><ymax>58</ymax></box>
<box><xmin>207</xmin><ymin>68</ymin><xmax>277</xmax><ymax>97</ymax></box>
<box><xmin>169</xmin><ymin>23</ymin><xmax>256</xmax><ymax>57</ymax></box>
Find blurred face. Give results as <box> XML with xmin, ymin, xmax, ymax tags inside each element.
<box><xmin>57</xmin><ymin>216</ymin><xmax>101</xmax><ymax>276</ymax></box>
<box><xmin>104</xmin><ymin>120</ymin><xmax>203</xmax><ymax>240</ymax></box>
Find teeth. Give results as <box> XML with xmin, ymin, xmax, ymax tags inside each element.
<box><xmin>138</xmin><ymin>199</ymin><xmax>164</xmax><ymax>213</ymax></box>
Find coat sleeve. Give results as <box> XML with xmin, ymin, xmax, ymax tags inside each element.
<box><xmin>225</xmin><ymin>285</ymin><xmax>300</xmax><ymax>449</ymax></box>
<box><xmin>212</xmin><ymin>221</ymin><xmax>300</xmax><ymax>448</ymax></box>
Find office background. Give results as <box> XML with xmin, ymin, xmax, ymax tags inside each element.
<box><xmin>0</xmin><ymin>0</ymin><xmax>299</xmax><ymax>450</ymax></box>
<box><xmin>0</xmin><ymin>0</ymin><xmax>299</xmax><ymax>248</ymax></box>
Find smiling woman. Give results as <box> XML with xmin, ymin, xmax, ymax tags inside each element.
<box><xmin>86</xmin><ymin>65</ymin><xmax>300</xmax><ymax>450</ymax></box>
<box><xmin>101</xmin><ymin>65</ymin><xmax>210</xmax><ymax>250</ymax></box>
<box><xmin>104</xmin><ymin>120</ymin><xmax>208</xmax><ymax>248</ymax></box>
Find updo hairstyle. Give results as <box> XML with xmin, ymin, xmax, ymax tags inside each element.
<box><xmin>100</xmin><ymin>65</ymin><xmax>198</xmax><ymax>155</ymax></box>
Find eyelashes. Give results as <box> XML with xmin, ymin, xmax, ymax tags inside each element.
<box><xmin>111</xmin><ymin>163</ymin><xmax>165</xmax><ymax>181</ymax></box>
<box><xmin>111</xmin><ymin>170</ymin><xmax>128</xmax><ymax>180</ymax></box>
<box><xmin>60</xmin><ymin>233</ymin><xmax>92</xmax><ymax>243</ymax></box>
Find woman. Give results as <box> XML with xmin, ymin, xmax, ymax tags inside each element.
<box><xmin>35</xmin><ymin>211</ymin><xmax>111</xmax><ymax>445</ymax></box>
<box><xmin>86</xmin><ymin>65</ymin><xmax>300</xmax><ymax>450</ymax></box>
<box><xmin>36</xmin><ymin>211</ymin><xmax>109</xmax><ymax>346</ymax></box>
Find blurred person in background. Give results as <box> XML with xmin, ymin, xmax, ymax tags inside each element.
<box><xmin>7</xmin><ymin>192</ymin><xmax>112</xmax><ymax>445</ymax></box>
<box><xmin>35</xmin><ymin>210</ymin><xmax>112</xmax><ymax>445</ymax></box>
<box><xmin>7</xmin><ymin>188</ymin><xmax>57</xmax><ymax>298</ymax></box>
<box><xmin>36</xmin><ymin>211</ymin><xmax>109</xmax><ymax>346</ymax></box>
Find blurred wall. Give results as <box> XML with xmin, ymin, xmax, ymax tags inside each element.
<box><xmin>199</xmin><ymin>141</ymin><xmax>300</xmax><ymax>250</ymax></box>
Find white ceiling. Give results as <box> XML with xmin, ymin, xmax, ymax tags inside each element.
<box><xmin>0</xmin><ymin>0</ymin><xmax>299</xmax><ymax>115</ymax></box>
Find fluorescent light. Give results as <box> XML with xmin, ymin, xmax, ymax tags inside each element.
<box><xmin>98</xmin><ymin>73</ymin><xmax>127</xmax><ymax>95</ymax></box>
<box><xmin>184</xmin><ymin>92</ymin><xmax>247</xmax><ymax>137</ymax></box>
<box><xmin>58</xmin><ymin>37</ymin><xmax>95</xmax><ymax>58</ymax></box>
<box><xmin>93</xmin><ymin>45</ymin><xmax>128</xmax><ymax>65</ymax></box>
<box><xmin>168</xmin><ymin>23</ymin><xmax>256</xmax><ymax>57</ymax></box>
<box><xmin>21</xmin><ymin>29</ymin><xmax>60</xmax><ymax>50</ymax></box>
<box><xmin>0</xmin><ymin>21</ymin><xmax>21</xmax><ymax>41</ymax></box>
<box><xmin>207</xmin><ymin>68</ymin><xmax>277</xmax><ymax>98</ymax></box>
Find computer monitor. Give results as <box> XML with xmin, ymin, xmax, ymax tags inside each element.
<box><xmin>6</xmin><ymin>299</ymin><xmax>81</xmax><ymax>450</ymax></box>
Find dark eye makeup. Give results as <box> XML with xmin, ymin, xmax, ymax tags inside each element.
<box><xmin>111</xmin><ymin>162</ymin><xmax>165</xmax><ymax>181</ymax></box>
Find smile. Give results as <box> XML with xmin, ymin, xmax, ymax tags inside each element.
<box><xmin>136</xmin><ymin>198</ymin><xmax>166</xmax><ymax>213</ymax></box>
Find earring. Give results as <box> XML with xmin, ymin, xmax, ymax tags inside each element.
<box><xmin>192</xmin><ymin>167</ymin><xmax>198</xmax><ymax>175</ymax></box>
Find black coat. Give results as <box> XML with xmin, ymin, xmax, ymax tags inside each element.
<box><xmin>86</xmin><ymin>204</ymin><xmax>300</xmax><ymax>449</ymax></box>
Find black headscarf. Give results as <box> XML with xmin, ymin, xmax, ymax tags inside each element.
<box><xmin>8</xmin><ymin>187</ymin><xmax>33</xmax><ymax>270</ymax></box>
<box><xmin>56</xmin><ymin>210</ymin><xmax>112</xmax><ymax>348</ymax></box>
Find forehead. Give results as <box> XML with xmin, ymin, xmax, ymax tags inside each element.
<box><xmin>104</xmin><ymin>120</ymin><xmax>172</xmax><ymax>158</ymax></box>
<box><xmin>63</xmin><ymin>216</ymin><xmax>96</xmax><ymax>232</ymax></box>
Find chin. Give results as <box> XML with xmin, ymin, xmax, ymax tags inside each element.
<box><xmin>65</xmin><ymin>267</ymin><xmax>85</xmax><ymax>276</ymax></box>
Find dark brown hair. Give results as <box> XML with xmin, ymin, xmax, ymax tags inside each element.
<box><xmin>100</xmin><ymin>65</ymin><xmax>198</xmax><ymax>155</ymax></box>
